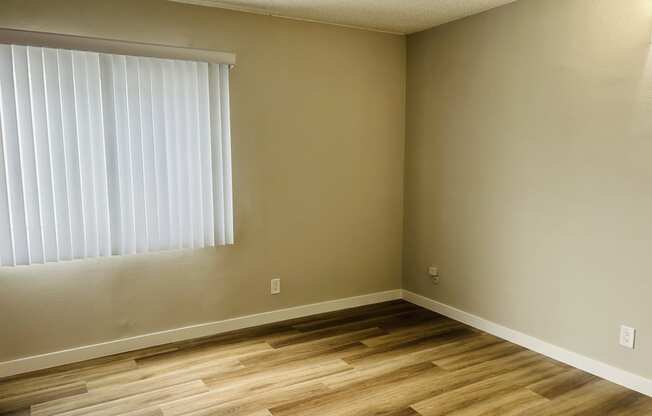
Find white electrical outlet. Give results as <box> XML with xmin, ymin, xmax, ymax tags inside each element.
<box><xmin>428</xmin><ymin>266</ymin><xmax>440</xmax><ymax>284</ymax></box>
<box><xmin>619</xmin><ymin>325</ymin><xmax>636</xmax><ymax>349</ymax></box>
<box><xmin>271</xmin><ymin>278</ymin><xmax>281</xmax><ymax>295</ymax></box>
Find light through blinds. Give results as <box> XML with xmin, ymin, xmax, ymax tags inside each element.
<box><xmin>0</xmin><ymin>44</ymin><xmax>233</xmax><ymax>266</ymax></box>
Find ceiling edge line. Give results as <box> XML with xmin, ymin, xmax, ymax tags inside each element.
<box><xmin>169</xmin><ymin>0</ymin><xmax>407</xmax><ymax>35</ymax></box>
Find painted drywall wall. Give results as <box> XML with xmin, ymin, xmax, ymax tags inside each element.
<box><xmin>404</xmin><ymin>0</ymin><xmax>652</xmax><ymax>378</ymax></box>
<box><xmin>0</xmin><ymin>0</ymin><xmax>406</xmax><ymax>362</ymax></box>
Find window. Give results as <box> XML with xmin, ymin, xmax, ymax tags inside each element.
<box><xmin>0</xmin><ymin>43</ymin><xmax>233</xmax><ymax>266</ymax></box>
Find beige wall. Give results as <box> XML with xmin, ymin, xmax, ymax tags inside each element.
<box><xmin>404</xmin><ymin>0</ymin><xmax>652</xmax><ymax>378</ymax></box>
<box><xmin>0</xmin><ymin>0</ymin><xmax>406</xmax><ymax>362</ymax></box>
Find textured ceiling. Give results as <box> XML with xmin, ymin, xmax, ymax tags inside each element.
<box><xmin>169</xmin><ymin>0</ymin><xmax>518</xmax><ymax>34</ymax></box>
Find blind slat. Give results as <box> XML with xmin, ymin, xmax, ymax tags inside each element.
<box><xmin>43</xmin><ymin>48</ymin><xmax>73</xmax><ymax>260</ymax></box>
<box><xmin>162</xmin><ymin>60</ymin><xmax>180</xmax><ymax>249</ymax></box>
<box><xmin>12</xmin><ymin>45</ymin><xmax>45</xmax><ymax>263</ymax></box>
<box><xmin>174</xmin><ymin>61</ymin><xmax>191</xmax><ymax>249</ymax></box>
<box><xmin>27</xmin><ymin>46</ymin><xmax>58</xmax><ymax>262</ymax></box>
<box><xmin>112</xmin><ymin>55</ymin><xmax>136</xmax><ymax>255</ymax></box>
<box><xmin>151</xmin><ymin>60</ymin><xmax>170</xmax><ymax>251</ymax></box>
<box><xmin>58</xmin><ymin>50</ymin><xmax>86</xmax><ymax>259</ymax></box>
<box><xmin>138</xmin><ymin>58</ymin><xmax>159</xmax><ymax>252</ymax></box>
<box><xmin>86</xmin><ymin>53</ymin><xmax>111</xmax><ymax>257</ymax></box>
<box><xmin>72</xmin><ymin>50</ymin><xmax>97</xmax><ymax>258</ymax></box>
<box><xmin>99</xmin><ymin>54</ymin><xmax>122</xmax><ymax>255</ymax></box>
<box><xmin>189</xmin><ymin>62</ymin><xmax>204</xmax><ymax>249</ymax></box>
<box><xmin>126</xmin><ymin>56</ymin><xmax>148</xmax><ymax>253</ymax></box>
<box><xmin>197</xmin><ymin>62</ymin><xmax>214</xmax><ymax>248</ymax></box>
<box><xmin>0</xmin><ymin>81</ymin><xmax>15</xmax><ymax>266</ymax></box>
<box><xmin>219</xmin><ymin>66</ymin><xmax>234</xmax><ymax>245</ymax></box>
<box><xmin>209</xmin><ymin>64</ymin><xmax>225</xmax><ymax>246</ymax></box>
<box><xmin>0</xmin><ymin>45</ymin><xmax>30</xmax><ymax>264</ymax></box>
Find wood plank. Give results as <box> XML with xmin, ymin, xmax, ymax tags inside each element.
<box><xmin>31</xmin><ymin>359</ymin><xmax>243</xmax><ymax>416</ymax></box>
<box><xmin>0</xmin><ymin>409</ymin><xmax>31</xmax><ymax>416</ymax></box>
<box><xmin>518</xmin><ymin>379</ymin><xmax>636</xmax><ymax>416</ymax></box>
<box><xmin>432</xmin><ymin>389</ymin><xmax>548</xmax><ymax>416</ymax></box>
<box><xmin>432</xmin><ymin>341</ymin><xmax>524</xmax><ymax>371</ymax></box>
<box><xmin>404</xmin><ymin>333</ymin><xmax>503</xmax><ymax>365</ymax></box>
<box><xmin>343</xmin><ymin>326</ymin><xmax>477</xmax><ymax>367</ymax></box>
<box><xmin>52</xmin><ymin>380</ymin><xmax>208</xmax><ymax>416</ymax></box>
<box><xmin>0</xmin><ymin>347</ymin><xmax>173</xmax><ymax>385</ymax></box>
<box><xmin>0</xmin><ymin>382</ymin><xmax>87</xmax><ymax>413</ymax></box>
<box><xmin>291</xmin><ymin>303</ymin><xmax>418</xmax><ymax>332</ymax></box>
<box><xmin>136</xmin><ymin>341</ymin><xmax>273</xmax><ymax>368</ymax></box>
<box><xmin>278</xmin><ymin>300</ymin><xmax>411</xmax><ymax>329</ymax></box>
<box><xmin>270</xmin><ymin>310</ymin><xmax>434</xmax><ymax>349</ymax></box>
<box><xmin>0</xmin><ymin>360</ymin><xmax>136</xmax><ymax>398</ymax></box>
<box><xmin>87</xmin><ymin>343</ymin><xmax>271</xmax><ymax>390</ymax></box>
<box><xmin>383</xmin><ymin>409</ymin><xmax>422</xmax><ymax>416</ymax></box>
<box><xmin>411</xmin><ymin>359</ymin><xmax>563</xmax><ymax>416</ymax></box>
<box><xmin>168</xmin><ymin>359</ymin><xmax>351</xmax><ymax>413</ymax></box>
<box><xmin>238</xmin><ymin>327</ymin><xmax>384</xmax><ymax>370</ymax></box>
<box><xmin>602</xmin><ymin>392</ymin><xmax>652</xmax><ymax>416</ymax></box>
<box><xmin>527</xmin><ymin>368</ymin><xmax>598</xmax><ymax>399</ymax></box>
<box><xmin>360</xmin><ymin>317</ymin><xmax>461</xmax><ymax>348</ymax></box>
<box><xmin>320</xmin><ymin>350</ymin><xmax>560</xmax><ymax>416</ymax></box>
<box><xmin>118</xmin><ymin>408</ymin><xmax>163</xmax><ymax>416</ymax></box>
<box><xmin>269</xmin><ymin>362</ymin><xmax>441</xmax><ymax>416</ymax></box>
<box><xmin>165</xmin><ymin>381</ymin><xmax>331</xmax><ymax>416</ymax></box>
<box><xmin>317</xmin><ymin>356</ymin><xmax>440</xmax><ymax>390</ymax></box>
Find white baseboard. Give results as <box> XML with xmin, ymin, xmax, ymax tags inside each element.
<box><xmin>401</xmin><ymin>289</ymin><xmax>652</xmax><ymax>397</ymax></box>
<box><xmin>0</xmin><ymin>289</ymin><xmax>402</xmax><ymax>379</ymax></box>
<box><xmin>3</xmin><ymin>287</ymin><xmax>650</xmax><ymax>398</ymax></box>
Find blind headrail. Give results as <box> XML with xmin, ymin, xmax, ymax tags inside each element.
<box><xmin>0</xmin><ymin>27</ymin><xmax>236</xmax><ymax>65</ymax></box>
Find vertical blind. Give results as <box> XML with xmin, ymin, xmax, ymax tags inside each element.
<box><xmin>0</xmin><ymin>44</ymin><xmax>233</xmax><ymax>266</ymax></box>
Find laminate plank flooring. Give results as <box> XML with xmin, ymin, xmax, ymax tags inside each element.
<box><xmin>1</xmin><ymin>300</ymin><xmax>649</xmax><ymax>415</ymax></box>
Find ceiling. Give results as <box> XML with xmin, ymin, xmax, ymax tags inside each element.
<box><xmin>169</xmin><ymin>0</ymin><xmax>518</xmax><ymax>34</ymax></box>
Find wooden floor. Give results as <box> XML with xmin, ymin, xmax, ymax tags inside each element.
<box><xmin>1</xmin><ymin>301</ymin><xmax>650</xmax><ymax>416</ymax></box>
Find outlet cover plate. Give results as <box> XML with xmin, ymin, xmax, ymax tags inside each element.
<box><xmin>620</xmin><ymin>325</ymin><xmax>636</xmax><ymax>349</ymax></box>
<box><xmin>271</xmin><ymin>278</ymin><xmax>281</xmax><ymax>295</ymax></box>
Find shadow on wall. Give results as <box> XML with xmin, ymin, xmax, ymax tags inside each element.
<box><xmin>631</xmin><ymin>30</ymin><xmax>652</xmax><ymax>141</ymax></box>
